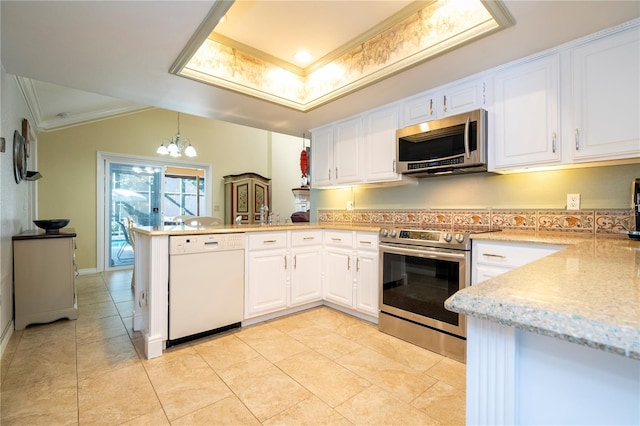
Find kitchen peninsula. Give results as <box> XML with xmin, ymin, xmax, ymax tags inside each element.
<box><xmin>446</xmin><ymin>232</ymin><xmax>640</xmax><ymax>425</ymax></box>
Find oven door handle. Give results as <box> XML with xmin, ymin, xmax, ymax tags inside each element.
<box><xmin>379</xmin><ymin>244</ymin><xmax>467</xmax><ymax>260</ymax></box>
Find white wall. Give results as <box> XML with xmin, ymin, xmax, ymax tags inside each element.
<box><xmin>0</xmin><ymin>64</ymin><xmax>37</xmax><ymax>355</ymax></box>
<box><xmin>270</xmin><ymin>133</ymin><xmax>310</xmax><ymax>222</ymax></box>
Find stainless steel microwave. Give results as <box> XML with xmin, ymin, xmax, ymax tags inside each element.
<box><xmin>396</xmin><ymin>109</ymin><xmax>488</xmax><ymax>176</ymax></box>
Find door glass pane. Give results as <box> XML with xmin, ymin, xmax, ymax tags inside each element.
<box><xmin>109</xmin><ymin>163</ymin><xmax>162</xmax><ymax>267</ymax></box>
<box><xmin>163</xmin><ymin>174</ymin><xmax>205</xmax><ymax>221</ymax></box>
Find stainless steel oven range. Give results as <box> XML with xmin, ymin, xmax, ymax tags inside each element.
<box><xmin>378</xmin><ymin>228</ymin><xmax>475</xmax><ymax>363</ymax></box>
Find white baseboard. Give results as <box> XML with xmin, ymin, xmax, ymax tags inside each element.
<box><xmin>0</xmin><ymin>320</ymin><xmax>15</xmax><ymax>361</ymax></box>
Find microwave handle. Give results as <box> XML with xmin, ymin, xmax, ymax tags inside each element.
<box><xmin>464</xmin><ymin>115</ymin><xmax>471</xmax><ymax>159</ymax></box>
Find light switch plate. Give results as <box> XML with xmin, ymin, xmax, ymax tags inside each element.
<box><xmin>567</xmin><ymin>193</ymin><xmax>580</xmax><ymax>210</ymax></box>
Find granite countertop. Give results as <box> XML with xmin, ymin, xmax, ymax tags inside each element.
<box><xmin>131</xmin><ymin>222</ymin><xmax>381</xmax><ymax>236</ymax></box>
<box><xmin>446</xmin><ymin>231</ymin><xmax>640</xmax><ymax>359</ymax></box>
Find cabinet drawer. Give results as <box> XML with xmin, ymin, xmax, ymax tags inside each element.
<box><xmin>324</xmin><ymin>230</ymin><xmax>353</xmax><ymax>248</ymax></box>
<box><xmin>291</xmin><ymin>230</ymin><xmax>323</xmax><ymax>247</ymax></box>
<box><xmin>247</xmin><ymin>232</ymin><xmax>287</xmax><ymax>250</ymax></box>
<box><xmin>474</xmin><ymin>241</ymin><xmax>564</xmax><ymax>268</ymax></box>
<box><xmin>355</xmin><ymin>232</ymin><xmax>378</xmax><ymax>251</ymax></box>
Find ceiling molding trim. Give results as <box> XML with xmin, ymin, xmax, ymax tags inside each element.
<box><xmin>169</xmin><ymin>0</ymin><xmax>235</xmax><ymax>75</ymax></box>
<box><xmin>15</xmin><ymin>76</ymin><xmax>44</xmax><ymax>127</ymax></box>
<box><xmin>179</xmin><ymin>0</ymin><xmax>510</xmax><ymax>112</ymax></box>
<box><xmin>38</xmin><ymin>106</ymin><xmax>155</xmax><ymax>132</ymax></box>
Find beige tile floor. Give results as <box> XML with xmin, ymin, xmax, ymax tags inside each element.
<box><xmin>1</xmin><ymin>270</ymin><xmax>466</xmax><ymax>425</ymax></box>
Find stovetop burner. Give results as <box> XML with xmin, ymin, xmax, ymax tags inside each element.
<box><xmin>379</xmin><ymin>227</ymin><xmax>497</xmax><ymax>250</ymax></box>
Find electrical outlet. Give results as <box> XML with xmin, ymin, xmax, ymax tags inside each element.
<box><xmin>346</xmin><ymin>201</ymin><xmax>354</xmax><ymax>211</ymax></box>
<box><xmin>567</xmin><ymin>193</ymin><xmax>580</xmax><ymax>210</ymax></box>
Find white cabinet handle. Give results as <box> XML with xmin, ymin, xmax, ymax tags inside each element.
<box><xmin>575</xmin><ymin>129</ymin><xmax>580</xmax><ymax>150</ymax></box>
<box><xmin>332</xmin><ymin>238</ymin><xmax>342</xmax><ymax>242</ymax></box>
<box><xmin>429</xmin><ymin>98</ymin><xmax>434</xmax><ymax>115</ymax></box>
<box><xmin>356</xmin><ymin>257</ymin><xmax>360</xmax><ymax>272</ymax></box>
<box><xmin>443</xmin><ymin>95</ymin><xmax>447</xmax><ymax>112</ymax></box>
<box><xmin>284</xmin><ymin>256</ymin><xmax>287</xmax><ymax>269</ymax></box>
<box><xmin>293</xmin><ymin>255</ymin><xmax>297</xmax><ymax>269</ymax></box>
<box><xmin>358</xmin><ymin>240</ymin><xmax>372</xmax><ymax>246</ymax></box>
<box><xmin>263</xmin><ymin>240</ymin><xmax>277</xmax><ymax>244</ymax></box>
<box><xmin>347</xmin><ymin>257</ymin><xmax>351</xmax><ymax>271</ymax></box>
<box><xmin>552</xmin><ymin>132</ymin><xmax>557</xmax><ymax>153</ymax></box>
<box><xmin>303</xmin><ymin>236</ymin><xmax>315</xmax><ymax>241</ymax></box>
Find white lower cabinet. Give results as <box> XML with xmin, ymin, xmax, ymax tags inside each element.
<box><xmin>323</xmin><ymin>230</ymin><xmax>354</xmax><ymax>307</ymax></box>
<box><xmin>323</xmin><ymin>230</ymin><xmax>379</xmax><ymax>318</ymax></box>
<box><xmin>245</xmin><ymin>229</ymin><xmax>379</xmax><ymax>321</ymax></box>
<box><xmin>290</xmin><ymin>230</ymin><xmax>323</xmax><ymax>306</ymax></box>
<box><xmin>354</xmin><ymin>233</ymin><xmax>379</xmax><ymax>317</ymax></box>
<box><xmin>472</xmin><ymin>240</ymin><xmax>566</xmax><ymax>285</ymax></box>
<box><xmin>245</xmin><ymin>230</ymin><xmax>323</xmax><ymax>319</ymax></box>
<box><xmin>245</xmin><ymin>232</ymin><xmax>288</xmax><ymax>318</ymax></box>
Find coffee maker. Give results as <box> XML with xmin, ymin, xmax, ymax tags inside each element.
<box><xmin>632</xmin><ymin>178</ymin><xmax>640</xmax><ymax>239</ymax></box>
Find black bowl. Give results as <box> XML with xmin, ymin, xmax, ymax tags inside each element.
<box><xmin>33</xmin><ymin>219</ymin><xmax>70</xmax><ymax>233</ymax></box>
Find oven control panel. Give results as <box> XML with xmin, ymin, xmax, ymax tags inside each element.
<box><xmin>379</xmin><ymin>227</ymin><xmax>475</xmax><ymax>250</ymax></box>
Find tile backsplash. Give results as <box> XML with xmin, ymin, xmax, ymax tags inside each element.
<box><xmin>318</xmin><ymin>209</ymin><xmax>635</xmax><ymax>235</ymax></box>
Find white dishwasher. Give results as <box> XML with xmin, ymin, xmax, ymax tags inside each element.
<box><xmin>168</xmin><ymin>233</ymin><xmax>244</xmax><ymax>346</ymax></box>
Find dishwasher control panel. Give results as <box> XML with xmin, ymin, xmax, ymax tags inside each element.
<box><xmin>170</xmin><ymin>233</ymin><xmax>245</xmax><ymax>254</ymax></box>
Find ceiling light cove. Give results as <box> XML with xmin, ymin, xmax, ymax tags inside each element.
<box><xmin>174</xmin><ymin>0</ymin><xmax>514</xmax><ymax>112</ymax></box>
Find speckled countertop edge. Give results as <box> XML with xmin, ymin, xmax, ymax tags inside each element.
<box><xmin>131</xmin><ymin>222</ymin><xmax>381</xmax><ymax>236</ymax></box>
<box><xmin>447</xmin><ymin>232</ymin><xmax>640</xmax><ymax>359</ymax></box>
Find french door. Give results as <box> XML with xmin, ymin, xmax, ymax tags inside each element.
<box><xmin>98</xmin><ymin>152</ymin><xmax>211</xmax><ymax>271</ymax></box>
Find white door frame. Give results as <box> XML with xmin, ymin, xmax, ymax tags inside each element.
<box><xmin>97</xmin><ymin>151</ymin><xmax>212</xmax><ymax>272</ymax></box>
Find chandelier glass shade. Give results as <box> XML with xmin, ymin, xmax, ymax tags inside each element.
<box><xmin>156</xmin><ymin>113</ymin><xmax>197</xmax><ymax>158</ymax></box>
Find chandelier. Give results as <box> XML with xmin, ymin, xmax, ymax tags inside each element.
<box><xmin>156</xmin><ymin>112</ymin><xmax>197</xmax><ymax>158</ymax></box>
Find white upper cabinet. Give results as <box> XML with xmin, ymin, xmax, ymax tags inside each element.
<box><xmin>401</xmin><ymin>77</ymin><xmax>487</xmax><ymax>127</ymax></box>
<box><xmin>491</xmin><ymin>20</ymin><xmax>639</xmax><ymax>171</ymax></box>
<box><xmin>311</xmin><ymin>105</ymin><xmax>415</xmax><ymax>188</ymax></box>
<box><xmin>567</xmin><ymin>26</ymin><xmax>640</xmax><ymax>162</ymax></box>
<box><xmin>437</xmin><ymin>78</ymin><xmax>488</xmax><ymax>118</ymax></box>
<box><xmin>402</xmin><ymin>90</ymin><xmax>437</xmax><ymax>126</ymax></box>
<box><xmin>310</xmin><ymin>125</ymin><xmax>334</xmax><ymax>187</ymax></box>
<box><xmin>334</xmin><ymin>117</ymin><xmax>363</xmax><ymax>185</ymax></box>
<box><xmin>310</xmin><ymin>117</ymin><xmax>363</xmax><ymax>187</ymax></box>
<box><xmin>365</xmin><ymin>105</ymin><xmax>399</xmax><ymax>182</ymax></box>
<box><xmin>492</xmin><ymin>54</ymin><xmax>561</xmax><ymax>170</ymax></box>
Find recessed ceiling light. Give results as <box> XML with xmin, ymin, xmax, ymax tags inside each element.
<box><xmin>294</xmin><ymin>50</ymin><xmax>312</xmax><ymax>64</ymax></box>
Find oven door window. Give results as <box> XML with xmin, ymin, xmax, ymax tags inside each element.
<box><xmin>382</xmin><ymin>252</ymin><xmax>461</xmax><ymax>326</ymax></box>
